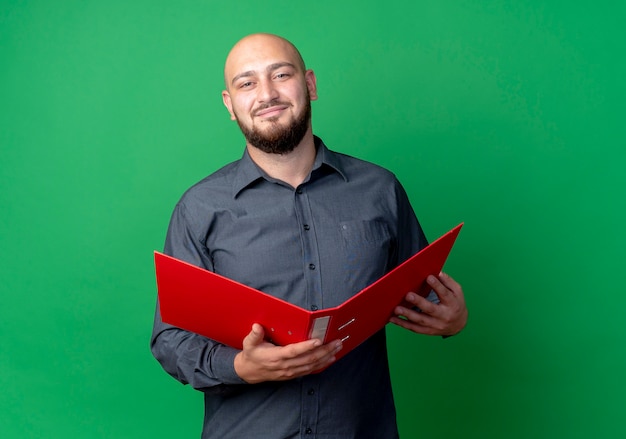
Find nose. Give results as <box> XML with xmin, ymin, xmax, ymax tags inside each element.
<box><xmin>257</xmin><ymin>78</ymin><xmax>279</xmax><ymax>103</ymax></box>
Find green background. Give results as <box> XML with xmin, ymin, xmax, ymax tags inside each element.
<box><xmin>1</xmin><ymin>1</ymin><xmax>624</xmax><ymax>437</ymax></box>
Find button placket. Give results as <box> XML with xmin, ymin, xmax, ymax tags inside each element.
<box><xmin>300</xmin><ymin>375</ymin><xmax>320</xmax><ymax>439</ymax></box>
<box><xmin>293</xmin><ymin>185</ymin><xmax>323</xmax><ymax>311</ymax></box>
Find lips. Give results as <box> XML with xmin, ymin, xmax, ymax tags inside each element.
<box><xmin>254</xmin><ymin>104</ymin><xmax>290</xmax><ymax>118</ymax></box>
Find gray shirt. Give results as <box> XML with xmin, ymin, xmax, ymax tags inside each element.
<box><xmin>151</xmin><ymin>136</ymin><xmax>428</xmax><ymax>438</ymax></box>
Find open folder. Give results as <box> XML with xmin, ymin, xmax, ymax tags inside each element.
<box><xmin>155</xmin><ymin>223</ymin><xmax>463</xmax><ymax>363</ymax></box>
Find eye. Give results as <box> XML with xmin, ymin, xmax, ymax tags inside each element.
<box><xmin>239</xmin><ymin>81</ymin><xmax>254</xmax><ymax>89</ymax></box>
<box><xmin>274</xmin><ymin>72</ymin><xmax>291</xmax><ymax>80</ymax></box>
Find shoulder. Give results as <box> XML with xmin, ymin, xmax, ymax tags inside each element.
<box><xmin>178</xmin><ymin>159</ymin><xmax>241</xmax><ymax>206</ymax></box>
<box><xmin>329</xmin><ymin>149</ymin><xmax>401</xmax><ymax>191</ymax></box>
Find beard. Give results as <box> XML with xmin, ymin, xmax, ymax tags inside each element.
<box><xmin>235</xmin><ymin>99</ymin><xmax>312</xmax><ymax>155</ymax></box>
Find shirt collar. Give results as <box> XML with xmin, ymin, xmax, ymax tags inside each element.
<box><xmin>232</xmin><ymin>136</ymin><xmax>348</xmax><ymax>198</ymax></box>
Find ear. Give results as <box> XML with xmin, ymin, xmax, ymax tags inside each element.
<box><xmin>221</xmin><ymin>90</ymin><xmax>237</xmax><ymax>120</ymax></box>
<box><xmin>305</xmin><ymin>70</ymin><xmax>318</xmax><ymax>101</ymax></box>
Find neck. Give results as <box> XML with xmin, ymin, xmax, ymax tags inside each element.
<box><xmin>246</xmin><ymin>131</ymin><xmax>316</xmax><ymax>188</ymax></box>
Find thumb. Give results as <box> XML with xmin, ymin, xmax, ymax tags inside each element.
<box><xmin>243</xmin><ymin>323</ymin><xmax>265</xmax><ymax>348</ymax></box>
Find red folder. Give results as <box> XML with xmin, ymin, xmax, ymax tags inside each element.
<box><xmin>155</xmin><ymin>223</ymin><xmax>463</xmax><ymax>362</ymax></box>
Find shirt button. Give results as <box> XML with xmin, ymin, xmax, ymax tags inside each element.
<box><xmin>296</xmin><ymin>188</ymin><xmax>303</xmax><ymax>194</ymax></box>
<box><xmin>311</xmin><ymin>305</ymin><xmax>318</xmax><ymax>311</ymax></box>
<box><xmin>303</xmin><ymin>224</ymin><xmax>310</xmax><ymax>231</ymax></box>
<box><xmin>308</xmin><ymin>388</ymin><xmax>315</xmax><ymax>395</ymax></box>
<box><xmin>308</xmin><ymin>263</ymin><xmax>315</xmax><ymax>270</ymax></box>
<box><xmin>305</xmin><ymin>427</ymin><xmax>313</xmax><ymax>434</ymax></box>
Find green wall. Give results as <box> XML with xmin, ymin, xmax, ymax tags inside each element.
<box><xmin>1</xmin><ymin>1</ymin><xmax>624</xmax><ymax>437</ymax></box>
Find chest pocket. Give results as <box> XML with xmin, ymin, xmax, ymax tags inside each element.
<box><xmin>339</xmin><ymin>220</ymin><xmax>393</xmax><ymax>290</ymax></box>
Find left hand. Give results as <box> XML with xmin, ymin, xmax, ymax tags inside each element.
<box><xmin>390</xmin><ymin>272</ymin><xmax>467</xmax><ymax>336</ymax></box>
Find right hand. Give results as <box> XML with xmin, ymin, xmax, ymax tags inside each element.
<box><xmin>234</xmin><ymin>323</ymin><xmax>343</xmax><ymax>384</ymax></box>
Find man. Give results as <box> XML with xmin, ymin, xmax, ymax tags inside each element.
<box><xmin>151</xmin><ymin>33</ymin><xmax>467</xmax><ymax>438</ymax></box>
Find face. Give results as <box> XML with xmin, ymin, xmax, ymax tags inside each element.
<box><xmin>222</xmin><ymin>35</ymin><xmax>318</xmax><ymax>155</ymax></box>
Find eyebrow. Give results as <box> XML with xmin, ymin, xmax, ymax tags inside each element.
<box><xmin>231</xmin><ymin>62</ymin><xmax>297</xmax><ymax>86</ymax></box>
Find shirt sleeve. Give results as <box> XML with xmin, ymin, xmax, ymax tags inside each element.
<box><xmin>150</xmin><ymin>202</ymin><xmax>248</xmax><ymax>393</ymax></box>
<box><xmin>392</xmin><ymin>178</ymin><xmax>440</xmax><ymax>305</ymax></box>
<box><xmin>393</xmin><ymin>177</ymin><xmax>427</xmax><ymax>263</ymax></box>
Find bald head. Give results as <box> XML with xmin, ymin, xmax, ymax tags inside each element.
<box><xmin>223</xmin><ymin>33</ymin><xmax>306</xmax><ymax>90</ymax></box>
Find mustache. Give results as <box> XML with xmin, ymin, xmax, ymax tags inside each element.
<box><xmin>253</xmin><ymin>100</ymin><xmax>291</xmax><ymax>116</ymax></box>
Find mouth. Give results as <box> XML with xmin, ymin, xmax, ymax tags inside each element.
<box><xmin>254</xmin><ymin>105</ymin><xmax>290</xmax><ymax>119</ymax></box>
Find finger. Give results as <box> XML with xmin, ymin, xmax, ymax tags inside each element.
<box><xmin>278</xmin><ymin>336</ymin><xmax>336</xmax><ymax>365</ymax></box>
<box><xmin>290</xmin><ymin>340</ymin><xmax>343</xmax><ymax>372</ymax></box>
<box><xmin>273</xmin><ymin>340</ymin><xmax>342</xmax><ymax>379</ymax></box>
<box><xmin>438</xmin><ymin>272</ymin><xmax>463</xmax><ymax>295</ymax></box>
<box><xmin>393</xmin><ymin>301</ymin><xmax>438</xmax><ymax>326</ymax></box>
<box><xmin>285</xmin><ymin>338</ymin><xmax>340</xmax><ymax>362</ymax></box>
<box><xmin>426</xmin><ymin>274</ymin><xmax>455</xmax><ymax>303</ymax></box>
<box><xmin>401</xmin><ymin>292</ymin><xmax>439</xmax><ymax>315</ymax></box>
<box><xmin>431</xmin><ymin>273</ymin><xmax>466</xmax><ymax>313</ymax></box>
<box><xmin>389</xmin><ymin>315</ymin><xmax>441</xmax><ymax>336</ymax></box>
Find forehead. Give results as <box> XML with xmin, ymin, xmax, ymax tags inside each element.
<box><xmin>224</xmin><ymin>35</ymin><xmax>304</xmax><ymax>83</ymax></box>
